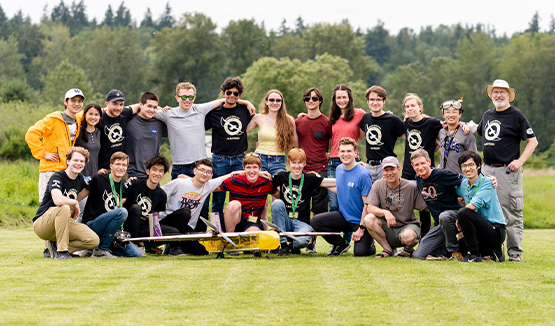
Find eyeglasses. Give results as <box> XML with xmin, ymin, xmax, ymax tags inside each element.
<box><xmin>303</xmin><ymin>96</ymin><xmax>320</xmax><ymax>102</ymax></box>
<box><xmin>225</xmin><ymin>91</ymin><xmax>240</xmax><ymax>96</ymax></box>
<box><xmin>245</xmin><ymin>153</ymin><xmax>260</xmax><ymax>158</ymax></box>
<box><xmin>367</xmin><ymin>98</ymin><xmax>383</xmax><ymax>103</ymax></box>
<box><xmin>440</xmin><ymin>99</ymin><xmax>463</xmax><ymax>110</ymax></box>
<box><xmin>267</xmin><ymin>98</ymin><xmax>282</xmax><ymax>103</ymax></box>
<box><xmin>461</xmin><ymin>162</ymin><xmax>477</xmax><ymax>169</ymax></box>
<box><xmin>196</xmin><ymin>168</ymin><xmax>213</xmax><ymax>176</ymax></box>
<box><xmin>179</xmin><ymin>95</ymin><xmax>195</xmax><ymax>101</ymax></box>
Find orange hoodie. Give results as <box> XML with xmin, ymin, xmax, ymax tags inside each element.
<box><xmin>25</xmin><ymin>111</ymin><xmax>81</xmax><ymax>172</ymax></box>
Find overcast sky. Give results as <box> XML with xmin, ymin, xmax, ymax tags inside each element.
<box><xmin>2</xmin><ymin>0</ymin><xmax>554</xmax><ymax>36</ymax></box>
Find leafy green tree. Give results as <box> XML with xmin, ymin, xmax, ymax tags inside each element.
<box><xmin>221</xmin><ymin>19</ymin><xmax>267</xmax><ymax>76</ymax></box>
<box><xmin>0</xmin><ymin>79</ymin><xmax>36</xmax><ymax>103</ymax></box>
<box><xmin>268</xmin><ymin>32</ymin><xmax>307</xmax><ymax>61</ymax></box>
<box><xmin>0</xmin><ymin>35</ymin><xmax>25</xmax><ymax>82</ymax></box>
<box><xmin>41</xmin><ymin>59</ymin><xmax>93</xmax><ymax>105</ymax></box>
<box><xmin>0</xmin><ymin>126</ymin><xmax>33</xmax><ymax>160</ymax></box>
<box><xmin>153</xmin><ymin>13</ymin><xmax>225</xmax><ymax>103</ymax></box>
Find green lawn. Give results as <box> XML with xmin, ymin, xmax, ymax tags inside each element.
<box><xmin>1</xmin><ymin>228</ymin><xmax>555</xmax><ymax>325</ymax></box>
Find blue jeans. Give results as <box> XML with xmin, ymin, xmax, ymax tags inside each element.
<box><xmin>111</xmin><ymin>241</ymin><xmax>143</xmax><ymax>257</ymax></box>
<box><xmin>86</xmin><ymin>207</ymin><xmax>128</xmax><ymax>250</ymax></box>
<box><xmin>211</xmin><ymin>154</ymin><xmax>244</xmax><ymax>219</ymax></box>
<box><xmin>258</xmin><ymin>153</ymin><xmax>286</xmax><ymax>176</ymax></box>
<box><xmin>171</xmin><ymin>163</ymin><xmax>209</xmax><ymax>231</ymax></box>
<box><xmin>271</xmin><ymin>199</ymin><xmax>312</xmax><ymax>249</ymax></box>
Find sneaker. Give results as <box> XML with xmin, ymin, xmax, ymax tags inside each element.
<box><xmin>168</xmin><ymin>246</ymin><xmax>187</xmax><ymax>257</ymax></box>
<box><xmin>327</xmin><ymin>245</ymin><xmax>337</xmax><ymax>256</ymax></box>
<box><xmin>463</xmin><ymin>254</ymin><xmax>483</xmax><ymax>262</ymax></box>
<box><xmin>92</xmin><ymin>247</ymin><xmax>118</xmax><ymax>259</ymax></box>
<box><xmin>278</xmin><ymin>243</ymin><xmax>291</xmax><ymax>257</ymax></box>
<box><xmin>46</xmin><ymin>241</ymin><xmax>57</xmax><ymax>259</ymax></box>
<box><xmin>509</xmin><ymin>253</ymin><xmax>522</xmax><ymax>262</ymax></box>
<box><xmin>332</xmin><ymin>242</ymin><xmax>351</xmax><ymax>256</ymax></box>
<box><xmin>43</xmin><ymin>248</ymin><xmax>50</xmax><ymax>259</ymax></box>
<box><xmin>305</xmin><ymin>243</ymin><xmax>317</xmax><ymax>254</ymax></box>
<box><xmin>491</xmin><ymin>245</ymin><xmax>505</xmax><ymax>262</ymax></box>
<box><xmin>450</xmin><ymin>251</ymin><xmax>463</xmax><ymax>260</ymax></box>
<box><xmin>55</xmin><ymin>251</ymin><xmax>73</xmax><ymax>260</ymax></box>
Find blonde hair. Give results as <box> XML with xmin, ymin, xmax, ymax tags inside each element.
<box><xmin>176</xmin><ymin>82</ymin><xmax>196</xmax><ymax>95</ymax></box>
<box><xmin>66</xmin><ymin>146</ymin><xmax>89</xmax><ymax>164</ymax></box>
<box><xmin>403</xmin><ymin>93</ymin><xmax>424</xmax><ymax>115</ymax></box>
<box><xmin>259</xmin><ymin>89</ymin><xmax>295</xmax><ymax>151</ymax></box>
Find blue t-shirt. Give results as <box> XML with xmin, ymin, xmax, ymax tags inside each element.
<box><xmin>336</xmin><ymin>164</ymin><xmax>372</xmax><ymax>224</ymax></box>
<box><xmin>416</xmin><ymin>168</ymin><xmax>463</xmax><ymax>223</ymax></box>
<box><xmin>455</xmin><ymin>174</ymin><xmax>506</xmax><ymax>225</ymax></box>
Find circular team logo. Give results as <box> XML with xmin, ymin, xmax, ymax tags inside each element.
<box><xmin>137</xmin><ymin>194</ymin><xmax>152</xmax><ymax>218</ymax></box>
<box><xmin>106</xmin><ymin>124</ymin><xmax>124</xmax><ymax>143</ymax></box>
<box><xmin>103</xmin><ymin>191</ymin><xmax>119</xmax><ymax>211</ymax></box>
<box><xmin>64</xmin><ymin>188</ymin><xmax>78</xmax><ymax>200</ymax></box>
<box><xmin>485</xmin><ymin>120</ymin><xmax>501</xmax><ymax>141</ymax></box>
<box><xmin>221</xmin><ymin>116</ymin><xmax>243</xmax><ymax>136</ymax></box>
<box><xmin>365</xmin><ymin>126</ymin><xmax>383</xmax><ymax>146</ymax></box>
<box><xmin>408</xmin><ymin>130</ymin><xmax>422</xmax><ymax>150</ymax></box>
<box><xmin>281</xmin><ymin>185</ymin><xmax>303</xmax><ymax>206</ymax></box>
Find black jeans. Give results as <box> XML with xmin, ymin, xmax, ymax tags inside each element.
<box><xmin>457</xmin><ymin>207</ymin><xmax>506</xmax><ymax>256</ymax></box>
<box><xmin>311</xmin><ymin>211</ymin><xmax>375</xmax><ymax>256</ymax></box>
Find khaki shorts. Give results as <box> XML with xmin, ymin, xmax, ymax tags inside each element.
<box><xmin>379</xmin><ymin>217</ymin><xmax>420</xmax><ymax>248</ymax></box>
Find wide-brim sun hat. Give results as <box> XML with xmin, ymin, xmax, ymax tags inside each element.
<box><xmin>486</xmin><ymin>79</ymin><xmax>516</xmax><ymax>103</ymax></box>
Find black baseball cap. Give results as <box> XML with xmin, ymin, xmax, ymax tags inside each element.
<box><xmin>106</xmin><ymin>89</ymin><xmax>126</xmax><ymax>102</ymax></box>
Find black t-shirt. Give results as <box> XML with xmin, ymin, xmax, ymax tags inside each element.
<box><xmin>477</xmin><ymin>106</ymin><xmax>535</xmax><ymax>165</ymax></box>
<box><xmin>402</xmin><ymin>117</ymin><xmax>442</xmax><ymax>179</ymax></box>
<box><xmin>272</xmin><ymin>171</ymin><xmax>324</xmax><ymax>225</ymax></box>
<box><xmin>98</xmin><ymin>107</ymin><xmax>134</xmax><ymax>169</ymax></box>
<box><xmin>82</xmin><ymin>173</ymin><xmax>129</xmax><ymax>224</ymax></box>
<box><xmin>416</xmin><ymin>169</ymin><xmax>463</xmax><ymax>224</ymax></box>
<box><xmin>360</xmin><ymin>112</ymin><xmax>405</xmax><ymax>161</ymax></box>
<box><xmin>205</xmin><ymin>103</ymin><xmax>253</xmax><ymax>156</ymax></box>
<box><xmin>34</xmin><ymin>171</ymin><xmax>85</xmax><ymax>221</ymax></box>
<box><xmin>123</xmin><ymin>179</ymin><xmax>167</xmax><ymax>225</ymax></box>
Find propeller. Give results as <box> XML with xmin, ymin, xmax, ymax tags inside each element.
<box><xmin>200</xmin><ymin>217</ymin><xmax>238</xmax><ymax>248</ymax></box>
<box><xmin>261</xmin><ymin>220</ymin><xmax>302</xmax><ymax>242</ymax></box>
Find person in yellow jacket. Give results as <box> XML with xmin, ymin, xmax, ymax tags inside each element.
<box><xmin>26</xmin><ymin>88</ymin><xmax>85</xmax><ymax>202</ymax></box>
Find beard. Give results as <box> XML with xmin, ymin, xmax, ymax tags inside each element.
<box><xmin>492</xmin><ymin>97</ymin><xmax>509</xmax><ymax>109</ymax></box>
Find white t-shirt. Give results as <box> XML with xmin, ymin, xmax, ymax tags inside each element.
<box><xmin>160</xmin><ymin>177</ymin><xmax>223</xmax><ymax>228</ymax></box>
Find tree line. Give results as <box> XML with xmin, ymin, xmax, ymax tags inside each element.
<box><xmin>0</xmin><ymin>2</ymin><xmax>554</xmax><ymax>166</ymax></box>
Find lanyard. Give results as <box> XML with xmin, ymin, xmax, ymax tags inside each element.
<box><xmin>288</xmin><ymin>173</ymin><xmax>304</xmax><ymax>215</ymax></box>
<box><xmin>443</xmin><ymin>125</ymin><xmax>459</xmax><ymax>167</ymax></box>
<box><xmin>466</xmin><ymin>174</ymin><xmax>483</xmax><ymax>201</ymax></box>
<box><xmin>109</xmin><ymin>173</ymin><xmax>123</xmax><ymax>208</ymax></box>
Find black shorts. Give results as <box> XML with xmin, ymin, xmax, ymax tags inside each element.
<box><xmin>235</xmin><ymin>218</ymin><xmax>263</xmax><ymax>232</ymax></box>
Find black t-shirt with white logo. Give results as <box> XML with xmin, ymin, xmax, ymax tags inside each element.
<box><xmin>416</xmin><ymin>168</ymin><xmax>463</xmax><ymax>224</ymax></box>
<box><xmin>123</xmin><ymin>179</ymin><xmax>167</xmax><ymax>225</ymax></box>
<box><xmin>360</xmin><ymin>112</ymin><xmax>405</xmax><ymax>161</ymax></box>
<box><xmin>82</xmin><ymin>173</ymin><xmax>129</xmax><ymax>224</ymax></box>
<box><xmin>205</xmin><ymin>103</ymin><xmax>252</xmax><ymax>156</ymax></box>
<box><xmin>271</xmin><ymin>171</ymin><xmax>324</xmax><ymax>225</ymax></box>
<box><xmin>402</xmin><ymin>117</ymin><xmax>442</xmax><ymax>179</ymax></box>
<box><xmin>34</xmin><ymin>171</ymin><xmax>85</xmax><ymax>221</ymax></box>
<box><xmin>98</xmin><ymin>107</ymin><xmax>134</xmax><ymax>169</ymax></box>
<box><xmin>477</xmin><ymin>106</ymin><xmax>535</xmax><ymax>165</ymax></box>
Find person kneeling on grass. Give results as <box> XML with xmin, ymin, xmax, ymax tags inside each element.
<box><xmin>454</xmin><ymin>151</ymin><xmax>506</xmax><ymax>262</ymax></box>
<box><xmin>363</xmin><ymin>156</ymin><xmax>428</xmax><ymax>258</ymax></box>
<box><xmin>33</xmin><ymin>147</ymin><xmax>99</xmax><ymax>259</ymax></box>
<box><xmin>78</xmin><ymin>152</ymin><xmax>142</xmax><ymax>258</ymax></box>
<box><xmin>271</xmin><ymin>148</ymin><xmax>337</xmax><ymax>256</ymax></box>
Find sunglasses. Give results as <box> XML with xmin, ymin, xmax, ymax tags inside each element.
<box><xmin>245</xmin><ymin>153</ymin><xmax>260</xmax><ymax>158</ymax></box>
<box><xmin>267</xmin><ymin>98</ymin><xmax>282</xmax><ymax>103</ymax></box>
<box><xmin>225</xmin><ymin>91</ymin><xmax>240</xmax><ymax>96</ymax></box>
<box><xmin>303</xmin><ymin>96</ymin><xmax>320</xmax><ymax>102</ymax></box>
<box><xmin>440</xmin><ymin>99</ymin><xmax>463</xmax><ymax>110</ymax></box>
<box><xmin>179</xmin><ymin>95</ymin><xmax>195</xmax><ymax>101</ymax></box>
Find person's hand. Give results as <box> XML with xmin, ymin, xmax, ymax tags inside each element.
<box><xmin>458</xmin><ymin>197</ymin><xmax>466</xmax><ymax>206</ymax></box>
<box><xmin>98</xmin><ymin>168</ymin><xmax>108</xmax><ymax>174</ymax></box>
<box><xmin>508</xmin><ymin>159</ymin><xmax>523</xmax><ymax>172</ymax></box>
<box><xmin>487</xmin><ymin>175</ymin><xmax>498</xmax><ymax>188</ymax></box>
<box><xmin>386</xmin><ymin>110</ymin><xmax>393</xmax><ymax>115</ymax></box>
<box><xmin>247</xmin><ymin>103</ymin><xmax>256</xmax><ymax>116</ymax></box>
<box><xmin>128</xmin><ymin>177</ymin><xmax>137</xmax><ymax>182</ymax></box>
<box><xmin>461</xmin><ymin>123</ymin><xmax>470</xmax><ymax>135</ymax></box>
<box><xmin>159</xmin><ymin>105</ymin><xmax>171</xmax><ymax>112</ymax></box>
<box><xmin>70</xmin><ymin>203</ymin><xmax>80</xmax><ymax>219</ymax></box>
<box><xmin>352</xmin><ymin>228</ymin><xmax>365</xmax><ymax>242</ymax></box>
<box><xmin>307</xmin><ymin>171</ymin><xmax>319</xmax><ymax>175</ymax></box>
<box><xmin>435</xmin><ymin>142</ymin><xmax>440</xmax><ymax>152</ymax></box>
<box><xmin>258</xmin><ymin>171</ymin><xmax>272</xmax><ymax>179</ymax></box>
<box><xmin>384</xmin><ymin>211</ymin><xmax>396</xmax><ymax>228</ymax></box>
<box><xmin>358</xmin><ymin>162</ymin><xmax>367</xmax><ymax>168</ymax></box>
<box><xmin>45</xmin><ymin>152</ymin><xmax>59</xmax><ymax>162</ymax></box>
<box><xmin>326</xmin><ymin>152</ymin><xmax>330</xmax><ymax>160</ymax></box>
<box><xmin>178</xmin><ymin>174</ymin><xmax>190</xmax><ymax>179</ymax></box>
<box><xmin>297</xmin><ymin>112</ymin><xmax>307</xmax><ymax>118</ymax></box>
<box><xmin>441</xmin><ymin>120</ymin><xmax>448</xmax><ymax>129</ymax></box>
<box><xmin>455</xmin><ymin>219</ymin><xmax>461</xmax><ymax>232</ymax></box>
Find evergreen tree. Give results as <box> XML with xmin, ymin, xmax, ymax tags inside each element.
<box><xmin>294</xmin><ymin>16</ymin><xmax>305</xmax><ymax>36</ymax></box>
<box><xmin>279</xmin><ymin>18</ymin><xmax>290</xmax><ymax>36</ymax></box>
<box><xmin>141</xmin><ymin>8</ymin><xmax>154</xmax><ymax>28</ymax></box>
<box><xmin>157</xmin><ymin>2</ymin><xmax>173</xmax><ymax>29</ymax></box>
<box><xmin>51</xmin><ymin>0</ymin><xmax>71</xmax><ymax>25</ymax></box>
<box><xmin>525</xmin><ymin>11</ymin><xmax>540</xmax><ymax>36</ymax></box>
<box><xmin>115</xmin><ymin>2</ymin><xmax>132</xmax><ymax>27</ymax></box>
<box><xmin>71</xmin><ymin>0</ymin><xmax>88</xmax><ymax>33</ymax></box>
<box><xmin>103</xmin><ymin>5</ymin><xmax>114</xmax><ymax>27</ymax></box>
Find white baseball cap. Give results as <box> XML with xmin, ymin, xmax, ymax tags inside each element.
<box><xmin>64</xmin><ymin>88</ymin><xmax>86</xmax><ymax>100</ymax></box>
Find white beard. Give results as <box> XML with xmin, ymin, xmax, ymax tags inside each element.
<box><xmin>492</xmin><ymin>97</ymin><xmax>509</xmax><ymax>109</ymax></box>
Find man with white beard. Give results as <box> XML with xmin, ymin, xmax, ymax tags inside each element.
<box><xmin>470</xmin><ymin>79</ymin><xmax>537</xmax><ymax>262</ymax></box>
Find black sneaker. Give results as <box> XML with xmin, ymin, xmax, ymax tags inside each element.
<box><xmin>332</xmin><ymin>242</ymin><xmax>351</xmax><ymax>256</ymax></box>
<box><xmin>463</xmin><ymin>254</ymin><xmax>483</xmax><ymax>262</ymax></box>
<box><xmin>278</xmin><ymin>243</ymin><xmax>291</xmax><ymax>257</ymax></box>
<box><xmin>327</xmin><ymin>245</ymin><xmax>337</xmax><ymax>256</ymax></box>
<box><xmin>46</xmin><ymin>241</ymin><xmax>57</xmax><ymax>259</ymax></box>
<box><xmin>305</xmin><ymin>243</ymin><xmax>317</xmax><ymax>254</ymax></box>
<box><xmin>55</xmin><ymin>251</ymin><xmax>73</xmax><ymax>260</ymax></box>
<box><xmin>43</xmin><ymin>248</ymin><xmax>50</xmax><ymax>258</ymax></box>
<box><xmin>491</xmin><ymin>245</ymin><xmax>505</xmax><ymax>262</ymax></box>
<box><xmin>168</xmin><ymin>246</ymin><xmax>187</xmax><ymax>257</ymax></box>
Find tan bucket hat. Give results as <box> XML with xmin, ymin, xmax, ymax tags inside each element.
<box><xmin>486</xmin><ymin>79</ymin><xmax>516</xmax><ymax>102</ymax></box>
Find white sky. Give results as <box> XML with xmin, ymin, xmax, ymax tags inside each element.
<box><xmin>2</xmin><ymin>0</ymin><xmax>554</xmax><ymax>36</ymax></box>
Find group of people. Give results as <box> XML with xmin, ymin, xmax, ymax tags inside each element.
<box><xmin>26</xmin><ymin>77</ymin><xmax>537</xmax><ymax>263</ymax></box>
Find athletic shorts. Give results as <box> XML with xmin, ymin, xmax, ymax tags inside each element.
<box><xmin>379</xmin><ymin>217</ymin><xmax>421</xmax><ymax>248</ymax></box>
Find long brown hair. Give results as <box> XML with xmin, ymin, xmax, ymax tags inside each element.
<box><xmin>329</xmin><ymin>84</ymin><xmax>354</xmax><ymax>125</ymax></box>
<box><xmin>79</xmin><ymin>103</ymin><xmax>102</xmax><ymax>142</ymax></box>
<box><xmin>259</xmin><ymin>89</ymin><xmax>295</xmax><ymax>151</ymax></box>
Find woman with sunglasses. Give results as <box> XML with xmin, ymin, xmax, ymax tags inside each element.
<box><xmin>246</xmin><ymin>89</ymin><xmax>297</xmax><ymax>176</ymax></box>
<box><xmin>327</xmin><ymin>84</ymin><xmax>365</xmax><ymax>212</ymax></box>
<box><xmin>74</xmin><ymin>103</ymin><xmax>102</xmax><ymax>222</ymax></box>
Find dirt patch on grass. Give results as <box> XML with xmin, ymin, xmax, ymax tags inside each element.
<box><xmin>524</xmin><ymin>168</ymin><xmax>555</xmax><ymax>177</ymax></box>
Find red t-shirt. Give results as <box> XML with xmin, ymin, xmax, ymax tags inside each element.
<box><xmin>330</xmin><ymin>108</ymin><xmax>365</xmax><ymax>158</ymax></box>
<box><xmin>295</xmin><ymin>114</ymin><xmax>332</xmax><ymax>172</ymax></box>
<box><xmin>219</xmin><ymin>174</ymin><xmax>277</xmax><ymax>219</ymax></box>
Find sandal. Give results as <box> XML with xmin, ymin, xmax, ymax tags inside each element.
<box><xmin>375</xmin><ymin>248</ymin><xmax>394</xmax><ymax>258</ymax></box>
<box><xmin>397</xmin><ymin>246</ymin><xmax>414</xmax><ymax>258</ymax></box>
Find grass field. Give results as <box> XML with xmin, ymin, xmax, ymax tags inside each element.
<box><xmin>1</xmin><ymin>228</ymin><xmax>555</xmax><ymax>325</ymax></box>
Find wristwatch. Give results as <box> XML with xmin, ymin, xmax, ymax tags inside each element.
<box><xmin>359</xmin><ymin>225</ymin><xmax>366</xmax><ymax>230</ymax></box>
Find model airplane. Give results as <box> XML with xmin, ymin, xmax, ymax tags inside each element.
<box><xmin>125</xmin><ymin>217</ymin><xmax>340</xmax><ymax>258</ymax></box>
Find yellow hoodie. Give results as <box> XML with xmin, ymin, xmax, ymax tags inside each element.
<box><xmin>25</xmin><ymin>111</ymin><xmax>81</xmax><ymax>172</ymax></box>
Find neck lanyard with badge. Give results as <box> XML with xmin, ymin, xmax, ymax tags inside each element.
<box><xmin>109</xmin><ymin>173</ymin><xmax>123</xmax><ymax>209</ymax></box>
<box><xmin>443</xmin><ymin>124</ymin><xmax>459</xmax><ymax>168</ymax></box>
<box><xmin>466</xmin><ymin>174</ymin><xmax>483</xmax><ymax>201</ymax></box>
<box><xmin>288</xmin><ymin>173</ymin><xmax>304</xmax><ymax>219</ymax></box>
